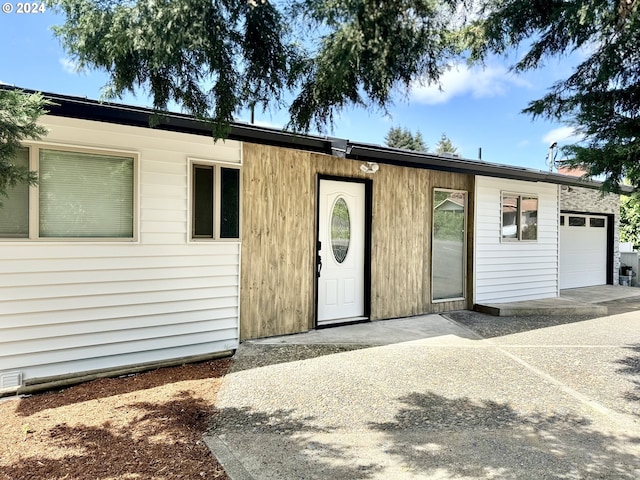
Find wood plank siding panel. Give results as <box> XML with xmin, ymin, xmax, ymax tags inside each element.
<box><xmin>0</xmin><ymin>116</ymin><xmax>241</xmax><ymax>387</ymax></box>
<box><xmin>240</xmin><ymin>144</ymin><xmax>314</xmax><ymax>340</ymax></box>
<box><xmin>240</xmin><ymin>143</ymin><xmax>474</xmax><ymax>339</ymax></box>
<box><xmin>473</xmin><ymin>176</ymin><xmax>559</xmax><ymax>303</ymax></box>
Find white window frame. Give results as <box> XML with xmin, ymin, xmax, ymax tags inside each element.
<box><xmin>501</xmin><ymin>191</ymin><xmax>538</xmax><ymax>242</ymax></box>
<box><xmin>188</xmin><ymin>158</ymin><xmax>241</xmax><ymax>242</ymax></box>
<box><xmin>0</xmin><ymin>143</ymin><xmax>139</xmax><ymax>242</ymax></box>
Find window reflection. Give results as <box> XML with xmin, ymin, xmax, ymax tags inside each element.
<box><xmin>331</xmin><ymin>197</ymin><xmax>350</xmax><ymax>263</ymax></box>
<box><xmin>432</xmin><ymin>190</ymin><xmax>466</xmax><ymax>301</ymax></box>
<box><xmin>521</xmin><ymin>197</ymin><xmax>538</xmax><ymax>240</ymax></box>
<box><xmin>501</xmin><ymin>194</ymin><xmax>518</xmax><ymax>239</ymax></box>
<box><xmin>501</xmin><ymin>193</ymin><xmax>538</xmax><ymax>241</ymax></box>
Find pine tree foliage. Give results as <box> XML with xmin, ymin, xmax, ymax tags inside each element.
<box><xmin>288</xmin><ymin>0</ymin><xmax>461</xmax><ymax>132</ymax></box>
<box><xmin>468</xmin><ymin>0</ymin><xmax>640</xmax><ymax>191</ymax></box>
<box><xmin>384</xmin><ymin>126</ymin><xmax>428</xmax><ymax>151</ymax></box>
<box><xmin>0</xmin><ymin>90</ymin><xmax>51</xmax><ymax>200</ymax></box>
<box><xmin>49</xmin><ymin>0</ymin><xmax>461</xmax><ymax>137</ymax></box>
<box><xmin>435</xmin><ymin>132</ymin><xmax>458</xmax><ymax>155</ymax></box>
<box><xmin>50</xmin><ymin>0</ymin><xmax>303</xmax><ymax>138</ymax></box>
<box><xmin>621</xmin><ymin>193</ymin><xmax>640</xmax><ymax>249</ymax></box>
<box><xmin>47</xmin><ymin>0</ymin><xmax>640</xmax><ymax>190</ymax></box>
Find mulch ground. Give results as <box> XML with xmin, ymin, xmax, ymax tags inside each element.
<box><xmin>0</xmin><ymin>359</ymin><xmax>231</xmax><ymax>480</ymax></box>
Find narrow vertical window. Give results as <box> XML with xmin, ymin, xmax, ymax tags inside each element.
<box><xmin>501</xmin><ymin>194</ymin><xmax>518</xmax><ymax>239</ymax></box>
<box><xmin>220</xmin><ymin>167</ymin><xmax>239</xmax><ymax>238</ymax></box>
<box><xmin>432</xmin><ymin>189</ymin><xmax>467</xmax><ymax>301</ymax></box>
<box><xmin>520</xmin><ymin>196</ymin><xmax>538</xmax><ymax>240</ymax></box>
<box><xmin>193</xmin><ymin>165</ymin><xmax>214</xmax><ymax>238</ymax></box>
<box><xmin>0</xmin><ymin>147</ymin><xmax>30</xmax><ymax>237</ymax></box>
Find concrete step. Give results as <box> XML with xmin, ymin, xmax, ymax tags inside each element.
<box><xmin>474</xmin><ymin>299</ymin><xmax>608</xmax><ymax>317</ymax></box>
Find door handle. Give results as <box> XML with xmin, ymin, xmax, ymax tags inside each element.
<box><xmin>317</xmin><ymin>255</ymin><xmax>322</xmax><ymax>278</ymax></box>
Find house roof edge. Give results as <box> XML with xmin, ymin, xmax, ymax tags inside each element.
<box><xmin>3</xmin><ymin>85</ymin><xmax>633</xmax><ymax>193</ymax></box>
<box><xmin>347</xmin><ymin>142</ymin><xmax>634</xmax><ymax>193</ymax></box>
<box><xmin>1</xmin><ymin>85</ymin><xmax>337</xmax><ymax>155</ymax></box>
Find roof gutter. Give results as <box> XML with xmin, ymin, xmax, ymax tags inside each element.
<box><xmin>4</xmin><ymin>86</ymin><xmax>337</xmax><ymax>156</ymax></box>
<box><xmin>346</xmin><ymin>143</ymin><xmax>635</xmax><ymax>193</ymax></box>
<box><xmin>4</xmin><ymin>85</ymin><xmax>634</xmax><ymax>193</ymax></box>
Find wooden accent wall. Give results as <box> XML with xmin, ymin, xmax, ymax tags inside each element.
<box><xmin>371</xmin><ymin>166</ymin><xmax>474</xmax><ymax>319</ymax></box>
<box><xmin>241</xmin><ymin>143</ymin><xmax>474</xmax><ymax>340</ymax></box>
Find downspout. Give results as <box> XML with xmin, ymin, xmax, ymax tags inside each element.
<box><xmin>557</xmin><ymin>184</ymin><xmax>562</xmax><ymax>297</ymax></box>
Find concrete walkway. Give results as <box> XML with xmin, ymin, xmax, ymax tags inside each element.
<box><xmin>205</xmin><ymin>300</ymin><xmax>640</xmax><ymax>479</ymax></box>
<box><xmin>475</xmin><ymin>284</ymin><xmax>640</xmax><ymax>316</ymax></box>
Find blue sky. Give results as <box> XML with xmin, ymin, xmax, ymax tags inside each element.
<box><xmin>0</xmin><ymin>6</ymin><xmax>582</xmax><ymax>171</ymax></box>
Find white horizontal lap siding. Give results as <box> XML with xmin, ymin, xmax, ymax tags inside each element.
<box><xmin>0</xmin><ymin>117</ymin><xmax>241</xmax><ymax>386</ymax></box>
<box><xmin>474</xmin><ymin>176</ymin><xmax>559</xmax><ymax>303</ymax></box>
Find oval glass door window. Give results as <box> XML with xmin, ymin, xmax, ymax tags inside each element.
<box><xmin>331</xmin><ymin>197</ymin><xmax>350</xmax><ymax>263</ymax></box>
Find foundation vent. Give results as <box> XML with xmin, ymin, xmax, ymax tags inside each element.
<box><xmin>0</xmin><ymin>371</ymin><xmax>23</xmax><ymax>390</ymax></box>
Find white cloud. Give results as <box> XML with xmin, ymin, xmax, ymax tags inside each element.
<box><xmin>410</xmin><ymin>63</ymin><xmax>531</xmax><ymax>105</ymax></box>
<box><xmin>541</xmin><ymin>126</ymin><xmax>583</xmax><ymax>145</ymax></box>
<box><xmin>233</xmin><ymin>117</ymin><xmax>285</xmax><ymax>130</ymax></box>
<box><xmin>252</xmin><ymin>119</ymin><xmax>284</xmax><ymax>130</ymax></box>
<box><xmin>59</xmin><ymin>57</ymin><xmax>79</xmax><ymax>74</ymax></box>
<box><xmin>576</xmin><ymin>41</ymin><xmax>600</xmax><ymax>60</ymax></box>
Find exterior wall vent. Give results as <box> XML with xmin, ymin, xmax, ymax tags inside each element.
<box><xmin>0</xmin><ymin>371</ymin><xmax>23</xmax><ymax>390</ymax></box>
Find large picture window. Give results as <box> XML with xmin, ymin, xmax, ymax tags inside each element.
<box><xmin>39</xmin><ymin>149</ymin><xmax>134</xmax><ymax>237</ymax></box>
<box><xmin>501</xmin><ymin>193</ymin><xmax>538</xmax><ymax>241</ymax></box>
<box><xmin>0</xmin><ymin>146</ymin><xmax>136</xmax><ymax>240</ymax></box>
<box><xmin>191</xmin><ymin>161</ymin><xmax>240</xmax><ymax>240</ymax></box>
<box><xmin>432</xmin><ymin>189</ymin><xmax>467</xmax><ymax>301</ymax></box>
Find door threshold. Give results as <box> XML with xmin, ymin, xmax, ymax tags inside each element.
<box><xmin>316</xmin><ymin>316</ymin><xmax>369</xmax><ymax>329</ymax></box>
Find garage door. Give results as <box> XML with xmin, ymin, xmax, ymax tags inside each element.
<box><xmin>559</xmin><ymin>214</ymin><xmax>608</xmax><ymax>289</ymax></box>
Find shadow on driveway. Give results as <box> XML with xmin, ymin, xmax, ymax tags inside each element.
<box><xmin>209</xmin><ymin>406</ymin><xmax>383</xmax><ymax>479</ymax></box>
<box><xmin>207</xmin><ymin>304</ymin><xmax>640</xmax><ymax>479</ymax></box>
<box><xmin>209</xmin><ymin>391</ymin><xmax>640</xmax><ymax>479</ymax></box>
<box><xmin>445</xmin><ymin>310</ymin><xmax>601</xmax><ymax>338</ymax></box>
<box><xmin>447</xmin><ymin>295</ymin><xmax>640</xmax><ymax>339</ymax></box>
<box><xmin>368</xmin><ymin>392</ymin><xmax>640</xmax><ymax>479</ymax></box>
<box><xmin>618</xmin><ymin>344</ymin><xmax>640</xmax><ymax>410</ymax></box>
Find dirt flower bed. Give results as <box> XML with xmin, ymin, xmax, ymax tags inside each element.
<box><xmin>0</xmin><ymin>359</ymin><xmax>231</xmax><ymax>480</ymax></box>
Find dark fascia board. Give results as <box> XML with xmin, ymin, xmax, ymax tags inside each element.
<box><xmin>2</xmin><ymin>85</ymin><xmax>337</xmax><ymax>155</ymax></box>
<box><xmin>347</xmin><ymin>142</ymin><xmax>635</xmax><ymax>193</ymax></box>
<box><xmin>4</xmin><ymin>85</ymin><xmax>634</xmax><ymax>193</ymax></box>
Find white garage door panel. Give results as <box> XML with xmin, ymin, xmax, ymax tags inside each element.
<box><xmin>560</xmin><ymin>214</ymin><xmax>607</xmax><ymax>289</ymax></box>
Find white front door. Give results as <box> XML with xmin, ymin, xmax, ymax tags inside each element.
<box><xmin>317</xmin><ymin>179</ymin><xmax>366</xmax><ymax>326</ymax></box>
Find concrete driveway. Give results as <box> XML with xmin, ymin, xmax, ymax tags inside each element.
<box><xmin>205</xmin><ymin>296</ymin><xmax>640</xmax><ymax>479</ymax></box>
